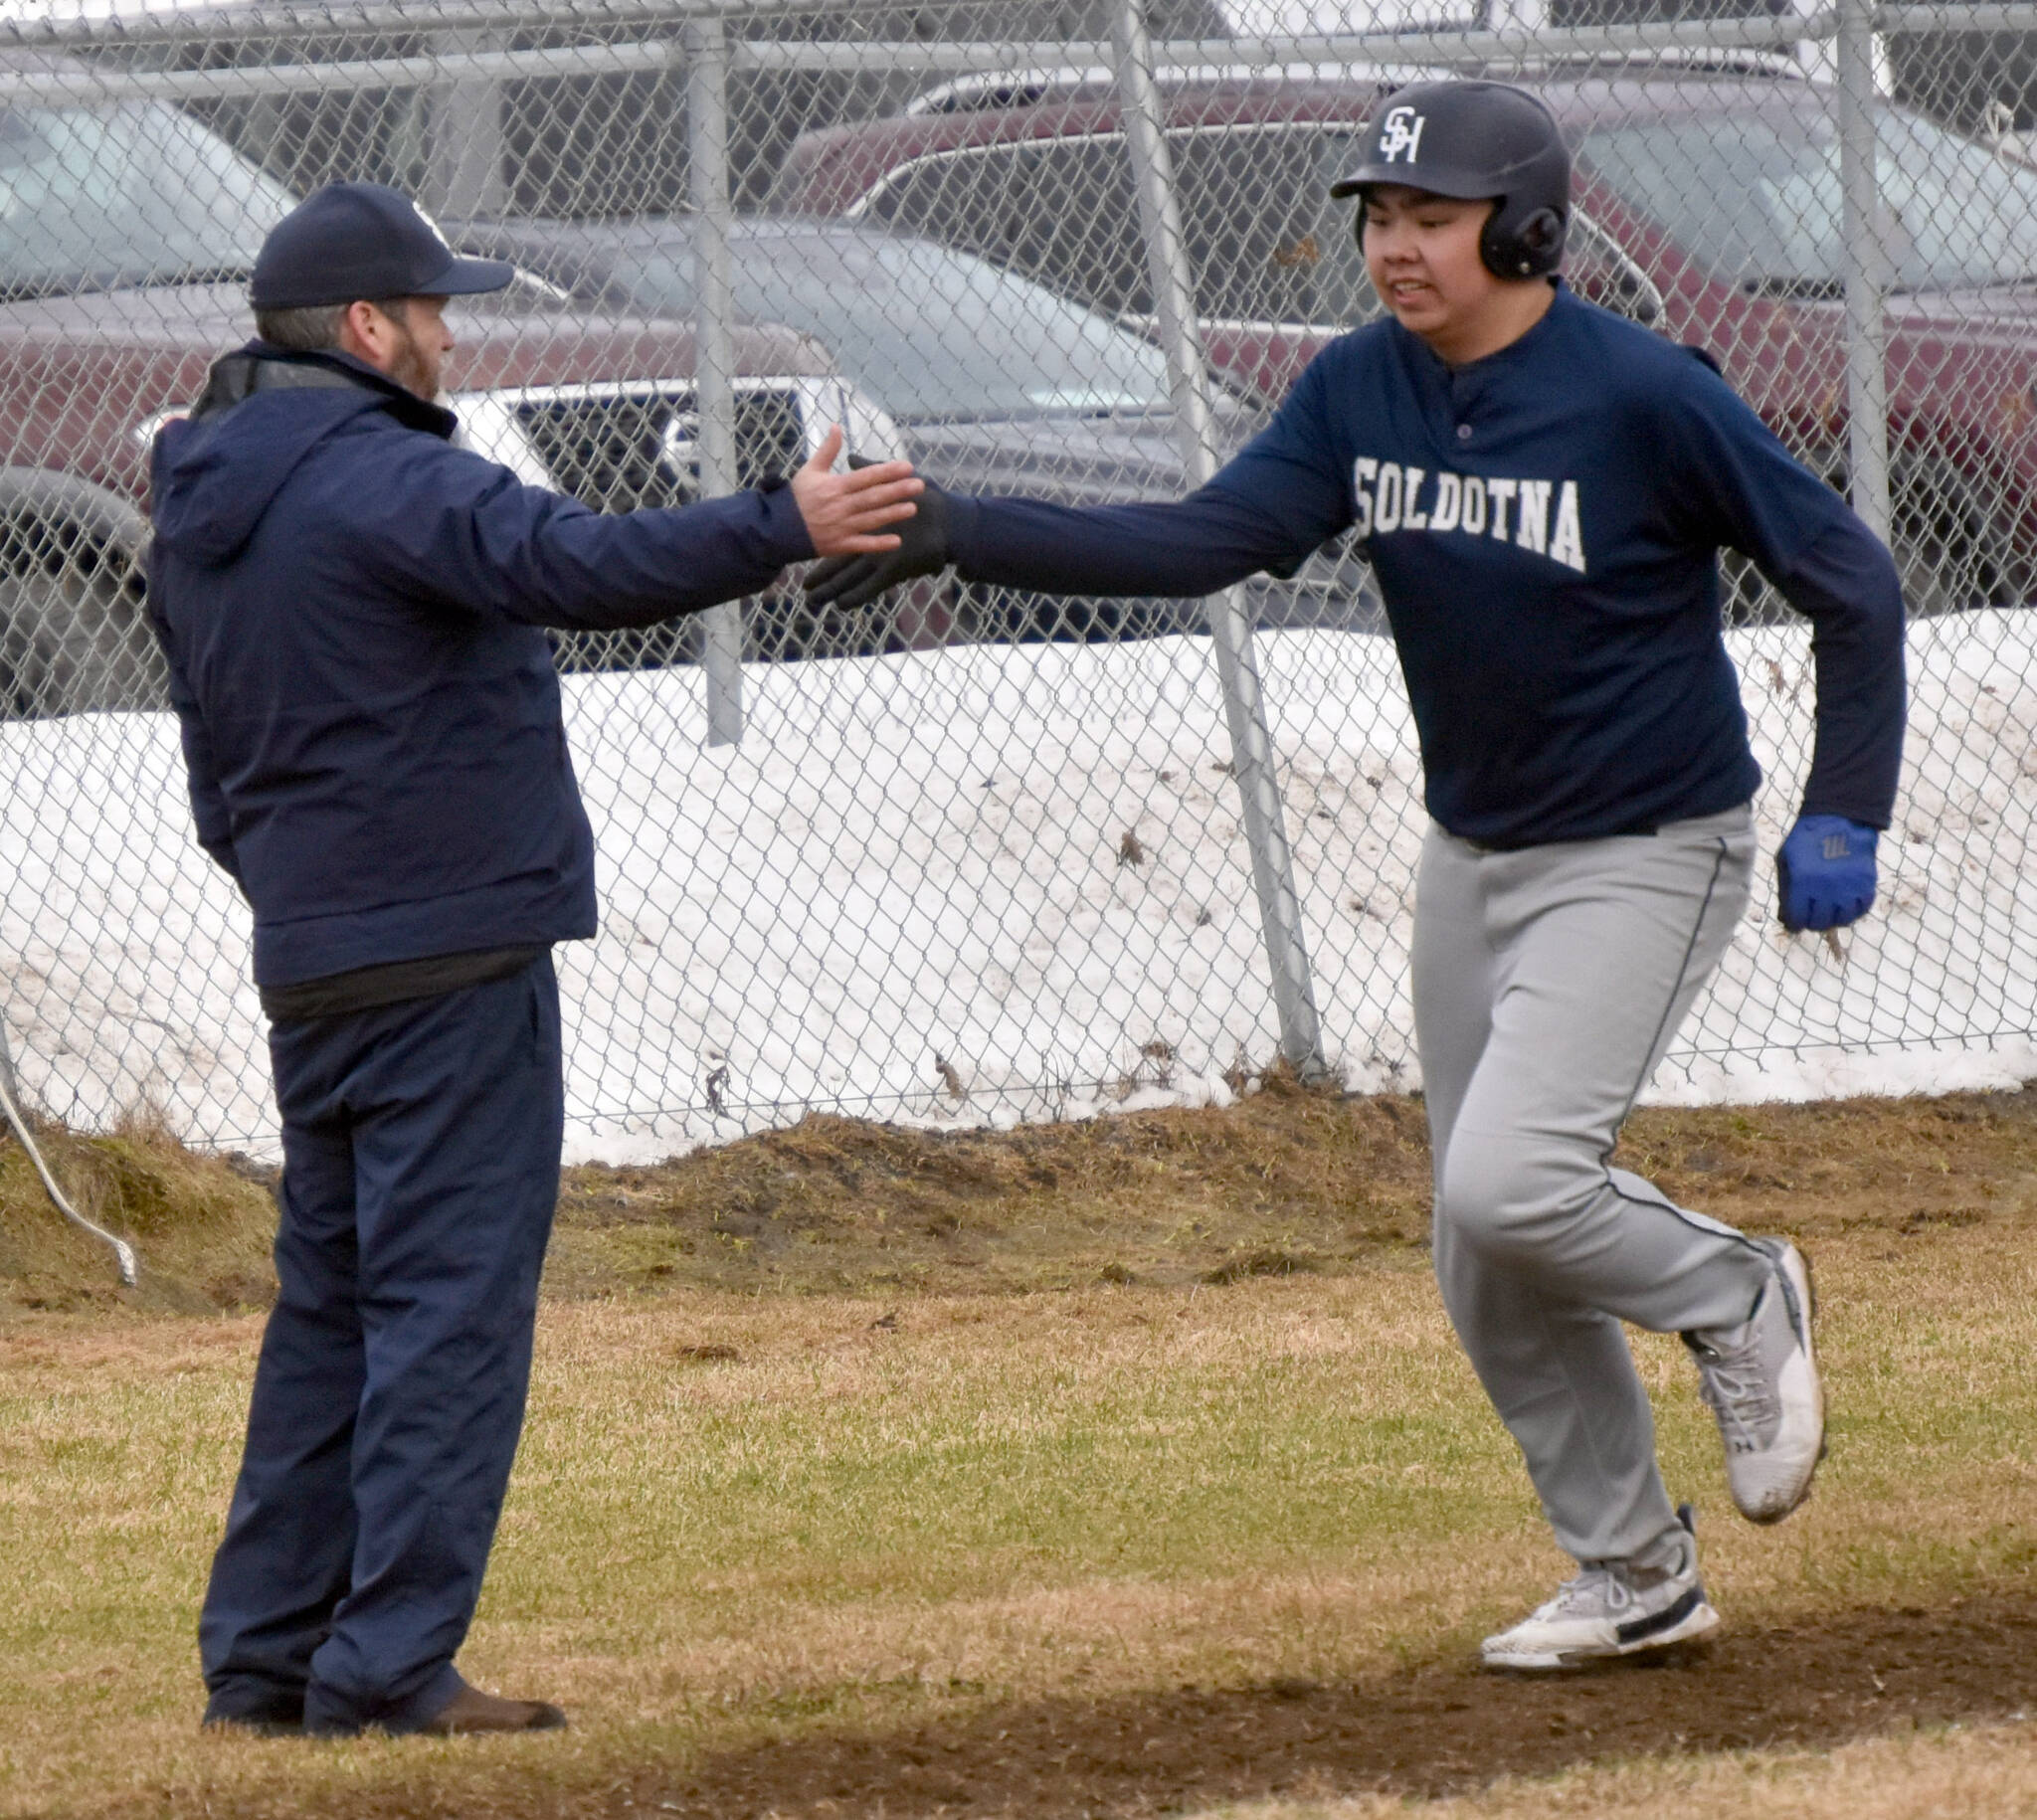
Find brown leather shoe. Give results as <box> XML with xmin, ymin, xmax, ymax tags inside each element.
<box><xmin>416</xmin><ymin>1684</ymin><xmax>568</xmax><ymax>1735</ymax></box>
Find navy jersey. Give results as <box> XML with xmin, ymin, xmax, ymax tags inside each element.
<box><xmin>945</xmin><ymin>285</ymin><xmax>1905</xmax><ymax>848</ymax></box>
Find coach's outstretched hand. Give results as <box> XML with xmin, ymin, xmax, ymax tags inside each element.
<box><xmin>805</xmin><ymin>456</ymin><xmax>954</xmax><ymax>611</ymax></box>
<box><xmin>1776</xmin><ymin>814</ymin><xmax>1879</xmax><ymax>932</ymax></box>
<box><xmin>791</xmin><ymin>428</ymin><xmax>923</xmax><ymax>559</ymax></box>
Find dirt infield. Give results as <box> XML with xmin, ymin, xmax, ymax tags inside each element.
<box><xmin>640</xmin><ymin>1590</ymin><xmax>2037</xmax><ymax>1817</ymax></box>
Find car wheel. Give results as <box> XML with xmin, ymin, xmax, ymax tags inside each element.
<box><xmin>0</xmin><ymin>523</ymin><xmax>161</xmax><ymax>719</ymax></box>
<box><xmin>0</xmin><ymin>473</ymin><xmax>161</xmax><ymax>719</ymax></box>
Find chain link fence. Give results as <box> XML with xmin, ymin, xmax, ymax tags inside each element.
<box><xmin>0</xmin><ymin>0</ymin><xmax>2033</xmax><ymax>1159</ymax></box>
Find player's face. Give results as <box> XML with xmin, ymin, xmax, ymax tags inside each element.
<box><xmin>1361</xmin><ymin>186</ymin><xmax>1504</xmax><ymax>346</ymax></box>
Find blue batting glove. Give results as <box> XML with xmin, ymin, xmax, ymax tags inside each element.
<box><xmin>1776</xmin><ymin>815</ymin><xmax>1879</xmax><ymax>933</ymax></box>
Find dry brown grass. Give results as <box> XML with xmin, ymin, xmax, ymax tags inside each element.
<box><xmin>1213</xmin><ymin>1718</ymin><xmax>2037</xmax><ymax>1819</ymax></box>
<box><xmin>5</xmin><ymin>1082</ymin><xmax>2037</xmax><ymax>1819</ymax></box>
<box><xmin>544</xmin><ymin>1069</ymin><xmax>1434</xmax><ymax>1299</ymax></box>
<box><xmin>7</xmin><ymin>1231</ymin><xmax>2037</xmax><ymax>1820</ymax></box>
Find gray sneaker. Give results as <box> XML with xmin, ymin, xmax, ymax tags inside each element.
<box><xmin>1481</xmin><ymin>1508</ymin><xmax>1719</xmax><ymax>1672</ymax></box>
<box><xmin>1684</xmin><ymin>1238</ymin><xmax>1824</xmax><ymax>1525</ymax></box>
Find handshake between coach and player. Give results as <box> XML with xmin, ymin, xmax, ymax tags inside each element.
<box><xmin>160</xmin><ymin>76</ymin><xmax>1906</xmax><ymax>1733</ymax></box>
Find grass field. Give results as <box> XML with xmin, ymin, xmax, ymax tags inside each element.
<box><xmin>5</xmin><ymin>1078</ymin><xmax>2037</xmax><ymax>1818</ymax></box>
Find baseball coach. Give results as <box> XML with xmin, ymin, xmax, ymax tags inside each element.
<box><xmin>146</xmin><ymin>182</ymin><xmax>921</xmax><ymax>1738</ymax></box>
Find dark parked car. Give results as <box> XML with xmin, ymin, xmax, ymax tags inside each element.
<box><xmin>452</xmin><ymin>214</ymin><xmax>1383</xmax><ymax>641</ymax></box>
<box><xmin>776</xmin><ymin>68</ymin><xmax>2037</xmax><ymax>616</ymax></box>
<box><xmin>0</xmin><ymin>51</ymin><xmax>882</xmax><ymax>714</ymax></box>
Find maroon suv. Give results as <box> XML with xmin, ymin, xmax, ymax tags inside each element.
<box><xmin>776</xmin><ymin>68</ymin><xmax>2037</xmax><ymax>615</ymax></box>
<box><xmin>0</xmin><ymin>52</ymin><xmax>857</xmax><ymax>717</ymax></box>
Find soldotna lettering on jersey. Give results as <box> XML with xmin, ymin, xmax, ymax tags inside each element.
<box><xmin>1352</xmin><ymin>457</ymin><xmax>1587</xmax><ymax>574</ymax></box>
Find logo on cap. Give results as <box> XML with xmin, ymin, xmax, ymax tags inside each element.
<box><xmin>1377</xmin><ymin>105</ymin><xmax>1426</xmax><ymax>163</ymax></box>
<box><xmin>408</xmin><ymin>199</ymin><xmax>457</xmax><ymax>259</ymax></box>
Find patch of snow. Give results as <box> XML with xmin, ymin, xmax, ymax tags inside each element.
<box><xmin>3</xmin><ymin>610</ymin><xmax>2033</xmax><ymax>1164</ymax></box>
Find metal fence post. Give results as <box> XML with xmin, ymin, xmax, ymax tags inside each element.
<box><xmin>425</xmin><ymin>30</ymin><xmax>508</xmax><ymax>217</ymax></box>
<box><xmin>684</xmin><ymin>16</ymin><xmax>744</xmax><ymax>746</ymax></box>
<box><xmin>1836</xmin><ymin>0</ymin><xmax>1893</xmax><ymax>545</ymax></box>
<box><xmin>1109</xmin><ymin>0</ymin><xmax>1326</xmax><ymax>1079</ymax></box>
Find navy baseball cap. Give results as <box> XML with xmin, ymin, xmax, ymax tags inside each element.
<box><xmin>250</xmin><ymin>182</ymin><xmax>514</xmax><ymax>309</ymax></box>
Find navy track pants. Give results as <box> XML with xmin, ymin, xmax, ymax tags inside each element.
<box><xmin>199</xmin><ymin>954</ymin><xmax>563</xmax><ymax>1734</ymax></box>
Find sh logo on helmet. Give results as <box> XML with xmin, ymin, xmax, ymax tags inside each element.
<box><xmin>1377</xmin><ymin>105</ymin><xmax>1426</xmax><ymax>163</ymax></box>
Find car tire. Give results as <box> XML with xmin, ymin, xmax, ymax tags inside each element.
<box><xmin>0</xmin><ymin>471</ymin><xmax>161</xmax><ymax>719</ymax></box>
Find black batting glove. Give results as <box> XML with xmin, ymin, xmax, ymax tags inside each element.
<box><xmin>804</xmin><ymin>458</ymin><xmax>954</xmax><ymax>612</ymax></box>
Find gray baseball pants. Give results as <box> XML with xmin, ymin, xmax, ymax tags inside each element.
<box><xmin>1413</xmin><ymin>805</ymin><xmax>1775</xmax><ymax>1568</ymax></box>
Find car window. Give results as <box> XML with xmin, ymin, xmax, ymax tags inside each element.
<box><xmin>0</xmin><ymin>100</ymin><xmax>296</xmax><ymax>298</ymax></box>
<box><xmin>1578</xmin><ymin>103</ymin><xmax>2037</xmax><ymax>293</ymax></box>
<box><xmin>864</xmin><ymin>136</ymin><xmax>1152</xmax><ymax>317</ymax></box>
<box><xmin>859</xmin><ymin>121</ymin><xmax>1680</xmax><ymax>335</ymax></box>
<box><xmin>864</xmin><ymin>126</ymin><xmax>1387</xmax><ymax>329</ymax></box>
<box><xmin>1176</xmin><ymin>126</ymin><xmax>1372</xmax><ymax>325</ymax></box>
<box><xmin>604</xmin><ymin>232</ymin><xmax>1178</xmax><ymax>418</ymax></box>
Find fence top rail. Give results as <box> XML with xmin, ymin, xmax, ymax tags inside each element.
<box><xmin>1872</xmin><ymin>2</ymin><xmax>2037</xmax><ymax>23</ymax></box>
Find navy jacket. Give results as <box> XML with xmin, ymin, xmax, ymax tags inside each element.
<box><xmin>149</xmin><ymin>344</ymin><xmax>812</xmax><ymax>988</ymax></box>
<box><xmin>945</xmin><ymin>287</ymin><xmax>1906</xmax><ymax>847</ymax></box>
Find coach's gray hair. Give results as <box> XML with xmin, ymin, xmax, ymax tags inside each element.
<box><xmin>254</xmin><ymin>297</ymin><xmax>411</xmax><ymax>351</ymax></box>
<box><xmin>253</xmin><ymin>302</ymin><xmax>347</xmax><ymax>351</ymax></box>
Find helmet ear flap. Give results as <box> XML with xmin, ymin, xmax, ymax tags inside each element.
<box><xmin>1480</xmin><ymin>203</ymin><xmax>1566</xmax><ymax>279</ymax></box>
<box><xmin>1520</xmin><ymin>207</ymin><xmax>1565</xmax><ymax>260</ymax></box>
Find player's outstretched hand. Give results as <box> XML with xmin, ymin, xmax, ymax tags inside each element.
<box><xmin>806</xmin><ymin>457</ymin><xmax>954</xmax><ymax>612</ymax></box>
<box><xmin>1776</xmin><ymin>814</ymin><xmax>1879</xmax><ymax>932</ymax></box>
<box><xmin>791</xmin><ymin>426</ymin><xmax>923</xmax><ymax>558</ymax></box>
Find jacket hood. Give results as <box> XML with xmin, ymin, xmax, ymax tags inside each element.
<box><xmin>149</xmin><ymin>343</ymin><xmax>455</xmax><ymax>567</ymax></box>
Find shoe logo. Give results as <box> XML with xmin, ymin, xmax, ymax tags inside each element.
<box><xmin>1377</xmin><ymin>105</ymin><xmax>1427</xmax><ymax>163</ymax></box>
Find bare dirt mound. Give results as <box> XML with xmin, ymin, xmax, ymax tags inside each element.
<box><xmin>14</xmin><ymin>1076</ymin><xmax>2037</xmax><ymax>1311</ymax></box>
<box><xmin>546</xmin><ymin>1077</ymin><xmax>2037</xmax><ymax>1299</ymax></box>
<box><xmin>545</xmin><ymin>1071</ymin><xmax>1433</xmax><ymax>1297</ymax></box>
<box><xmin>0</xmin><ymin>1114</ymin><xmax>278</xmax><ymax>1316</ymax></box>
<box><xmin>641</xmin><ymin>1587</ymin><xmax>2037</xmax><ymax>1816</ymax></box>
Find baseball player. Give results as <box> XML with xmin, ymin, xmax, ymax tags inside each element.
<box><xmin>807</xmin><ymin>81</ymin><xmax>1905</xmax><ymax>1669</ymax></box>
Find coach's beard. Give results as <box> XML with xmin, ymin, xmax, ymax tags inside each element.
<box><xmin>387</xmin><ymin>323</ymin><xmax>444</xmax><ymax>405</ymax></box>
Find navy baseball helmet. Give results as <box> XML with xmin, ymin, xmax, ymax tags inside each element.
<box><xmin>1330</xmin><ymin>81</ymin><xmax>1571</xmax><ymax>280</ymax></box>
<box><xmin>251</xmin><ymin>182</ymin><xmax>514</xmax><ymax>309</ymax></box>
